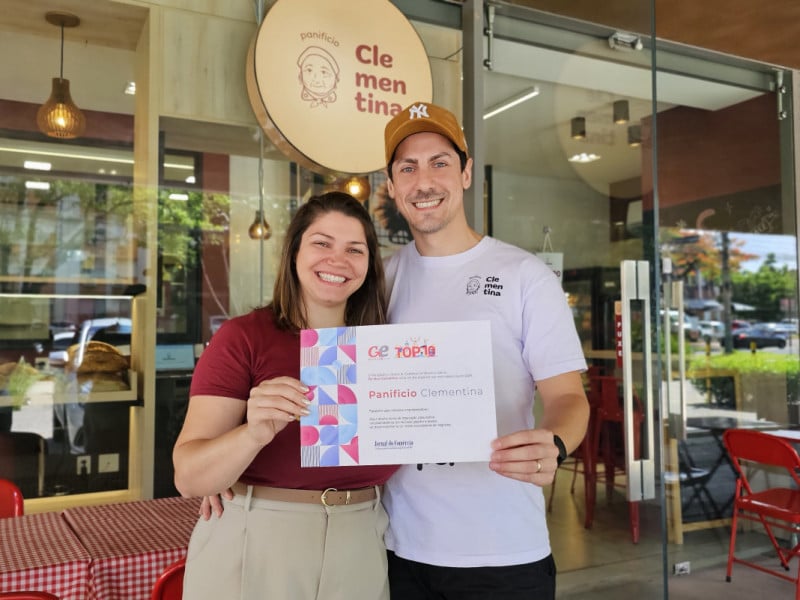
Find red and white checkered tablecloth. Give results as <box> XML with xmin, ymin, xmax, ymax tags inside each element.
<box><xmin>0</xmin><ymin>511</ymin><xmax>91</xmax><ymax>600</ymax></box>
<box><xmin>62</xmin><ymin>496</ymin><xmax>201</xmax><ymax>600</ymax></box>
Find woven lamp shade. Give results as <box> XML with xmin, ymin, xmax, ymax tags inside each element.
<box><xmin>344</xmin><ymin>176</ymin><xmax>371</xmax><ymax>203</ymax></box>
<box><xmin>37</xmin><ymin>77</ymin><xmax>86</xmax><ymax>139</ymax></box>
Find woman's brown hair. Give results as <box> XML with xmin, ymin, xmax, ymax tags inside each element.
<box><xmin>271</xmin><ymin>191</ymin><xmax>387</xmax><ymax>331</ymax></box>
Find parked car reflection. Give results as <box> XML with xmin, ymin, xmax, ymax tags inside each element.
<box><xmin>732</xmin><ymin>324</ymin><xmax>788</xmax><ymax>349</ymax></box>
<box><xmin>699</xmin><ymin>320</ymin><xmax>724</xmax><ymax>341</ymax></box>
<box><xmin>774</xmin><ymin>319</ymin><xmax>798</xmax><ymax>335</ymax></box>
<box><xmin>731</xmin><ymin>319</ymin><xmax>750</xmax><ymax>331</ymax></box>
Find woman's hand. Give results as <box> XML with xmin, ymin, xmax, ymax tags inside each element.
<box><xmin>173</xmin><ymin>377</ymin><xmax>312</xmax><ymax>498</ymax></box>
<box><xmin>199</xmin><ymin>489</ymin><xmax>233</xmax><ymax>520</ymax></box>
<box><xmin>244</xmin><ymin>376</ymin><xmax>312</xmax><ymax>446</ymax></box>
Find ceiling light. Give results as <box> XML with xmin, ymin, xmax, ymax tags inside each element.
<box><xmin>36</xmin><ymin>12</ymin><xmax>86</xmax><ymax>139</ymax></box>
<box><xmin>25</xmin><ymin>181</ymin><xmax>51</xmax><ymax>190</ymax></box>
<box><xmin>571</xmin><ymin>116</ymin><xmax>586</xmax><ymax>140</ymax></box>
<box><xmin>613</xmin><ymin>100</ymin><xmax>629</xmax><ymax>124</ymax></box>
<box><xmin>168</xmin><ymin>193</ymin><xmax>189</xmax><ymax>201</ymax></box>
<box><xmin>483</xmin><ymin>86</ymin><xmax>540</xmax><ymax>120</ymax></box>
<box><xmin>124</xmin><ymin>81</ymin><xmax>136</xmax><ymax>96</ymax></box>
<box><xmin>164</xmin><ymin>161</ymin><xmax>193</xmax><ymax>171</ymax></box>
<box><xmin>185</xmin><ymin>175</ymin><xmax>196</xmax><ymax>184</ymax></box>
<box><xmin>568</xmin><ymin>153</ymin><xmax>601</xmax><ymax>163</ymax></box>
<box><xmin>24</xmin><ymin>160</ymin><xmax>51</xmax><ymax>171</ymax></box>
<box><xmin>0</xmin><ymin>144</ymin><xmax>132</xmax><ymax>165</ymax></box>
<box><xmin>628</xmin><ymin>124</ymin><xmax>642</xmax><ymax>147</ymax></box>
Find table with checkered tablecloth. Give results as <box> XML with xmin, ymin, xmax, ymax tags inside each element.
<box><xmin>62</xmin><ymin>496</ymin><xmax>201</xmax><ymax>600</ymax></box>
<box><xmin>0</xmin><ymin>510</ymin><xmax>91</xmax><ymax>599</ymax></box>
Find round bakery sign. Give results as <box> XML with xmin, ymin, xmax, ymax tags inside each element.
<box><xmin>246</xmin><ymin>0</ymin><xmax>433</xmax><ymax>174</ymax></box>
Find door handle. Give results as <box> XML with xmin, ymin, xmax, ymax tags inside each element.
<box><xmin>666</xmin><ymin>278</ymin><xmax>687</xmax><ymax>441</ymax></box>
<box><xmin>619</xmin><ymin>260</ymin><xmax>656</xmax><ymax>501</ymax></box>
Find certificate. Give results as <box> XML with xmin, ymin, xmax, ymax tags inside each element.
<box><xmin>299</xmin><ymin>320</ymin><xmax>497</xmax><ymax>467</ymax></box>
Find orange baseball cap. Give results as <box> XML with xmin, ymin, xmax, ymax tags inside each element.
<box><xmin>384</xmin><ymin>101</ymin><xmax>469</xmax><ymax>165</ymax></box>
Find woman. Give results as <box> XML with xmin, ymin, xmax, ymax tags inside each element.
<box><xmin>173</xmin><ymin>192</ymin><xmax>397</xmax><ymax>600</ymax></box>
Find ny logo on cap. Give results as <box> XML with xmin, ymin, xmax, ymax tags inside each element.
<box><xmin>408</xmin><ymin>104</ymin><xmax>430</xmax><ymax>120</ymax></box>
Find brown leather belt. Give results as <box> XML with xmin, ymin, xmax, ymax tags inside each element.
<box><xmin>231</xmin><ymin>482</ymin><xmax>378</xmax><ymax>507</ymax></box>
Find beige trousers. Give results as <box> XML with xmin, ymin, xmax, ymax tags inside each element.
<box><xmin>182</xmin><ymin>485</ymin><xmax>390</xmax><ymax>600</ymax></box>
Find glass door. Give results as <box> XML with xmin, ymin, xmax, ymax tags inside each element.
<box><xmin>481</xmin><ymin>4</ymin><xmax>796</xmax><ymax>597</ymax></box>
<box><xmin>655</xmin><ymin>56</ymin><xmax>797</xmax><ymax>594</ymax></box>
<box><xmin>481</xmin><ymin>10</ymin><xmax>662</xmax><ymax>594</ymax></box>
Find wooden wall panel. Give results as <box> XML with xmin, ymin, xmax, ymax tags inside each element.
<box><xmin>510</xmin><ymin>0</ymin><xmax>800</xmax><ymax>69</ymax></box>
<box><xmin>646</xmin><ymin>94</ymin><xmax>779</xmax><ymax>210</ymax></box>
<box><xmin>160</xmin><ymin>9</ymin><xmax>257</xmax><ymax>126</ymax></box>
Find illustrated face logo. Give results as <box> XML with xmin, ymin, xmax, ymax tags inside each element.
<box><xmin>297</xmin><ymin>46</ymin><xmax>340</xmax><ymax>107</ymax></box>
<box><xmin>466</xmin><ymin>276</ymin><xmax>481</xmax><ymax>295</ymax></box>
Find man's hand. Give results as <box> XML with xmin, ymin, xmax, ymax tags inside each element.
<box><xmin>489</xmin><ymin>429</ymin><xmax>561</xmax><ymax>485</ymax></box>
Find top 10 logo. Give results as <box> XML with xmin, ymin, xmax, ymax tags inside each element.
<box><xmin>368</xmin><ymin>337</ymin><xmax>437</xmax><ymax>359</ymax></box>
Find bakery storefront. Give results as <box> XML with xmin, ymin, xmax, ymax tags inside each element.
<box><xmin>1</xmin><ymin>0</ymin><xmax>799</xmax><ymax>596</ymax></box>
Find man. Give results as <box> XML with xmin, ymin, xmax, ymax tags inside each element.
<box><xmin>198</xmin><ymin>101</ymin><xmax>589</xmax><ymax>597</ymax></box>
<box><xmin>381</xmin><ymin>101</ymin><xmax>590</xmax><ymax>599</ymax></box>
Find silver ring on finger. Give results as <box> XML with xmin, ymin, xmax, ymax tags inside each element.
<box><xmin>535</xmin><ymin>459</ymin><xmax>542</xmax><ymax>473</ymax></box>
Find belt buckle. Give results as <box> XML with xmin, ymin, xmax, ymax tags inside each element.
<box><xmin>320</xmin><ymin>487</ymin><xmax>351</xmax><ymax>506</ymax></box>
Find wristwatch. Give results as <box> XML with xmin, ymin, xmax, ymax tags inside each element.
<box><xmin>553</xmin><ymin>434</ymin><xmax>567</xmax><ymax>467</ymax></box>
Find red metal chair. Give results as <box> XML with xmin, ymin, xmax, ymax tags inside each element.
<box><xmin>547</xmin><ymin>371</ymin><xmax>643</xmax><ymax>543</ymax></box>
<box><xmin>0</xmin><ymin>478</ymin><xmax>24</xmax><ymax>517</ymax></box>
<box><xmin>150</xmin><ymin>556</ymin><xmax>186</xmax><ymax>600</ymax></box>
<box><xmin>0</xmin><ymin>593</ymin><xmax>60</xmax><ymax>599</ymax></box>
<box><xmin>547</xmin><ymin>366</ymin><xmax>602</xmax><ymax>518</ymax></box>
<box><xmin>585</xmin><ymin>375</ymin><xmax>644</xmax><ymax>543</ymax></box>
<box><xmin>723</xmin><ymin>429</ymin><xmax>800</xmax><ymax>599</ymax></box>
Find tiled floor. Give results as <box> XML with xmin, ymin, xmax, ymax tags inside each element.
<box><xmin>546</xmin><ymin>464</ymin><xmax>795</xmax><ymax>599</ymax></box>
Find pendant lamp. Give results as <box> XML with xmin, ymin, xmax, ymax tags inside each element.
<box><xmin>344</xmin><ymin>176</ymin><xmax>371</xmax><ymax>204</ymax></box>
<box><xmin>571</xmin><ymin>116</ymin><xmax>586</xmax><ymax>140</ymax></box>
<box><xmin>248</xmin><ymin>210</ymin><xmax>272</xmax><ymax>240</ymax></box>
<box><xmin>249</xmin><ymin>132</ymin><xmax>272</xmax><ymax>240</ymax></box>
<box><xmin>37</xmin><ymin>12</ymin><xmax>86</xmax><ymax>139</ymax></box>
<box><xmin>628</xmin><ymin>124</ymin><xmax>642</xmax><ymax>147</ymax></box>
<box><xmin>612</xmin><ymin>100</ymin><xmax>629</xmax><ymax>124</ymax></box>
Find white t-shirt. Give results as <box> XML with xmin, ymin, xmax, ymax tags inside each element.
<box><xmin>382</xmin><ymin>236</ymin><xmax>586</xmax><ymax>568</ymax></box>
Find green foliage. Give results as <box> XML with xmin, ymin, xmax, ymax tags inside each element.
<box><xmin>730</xmin><ymin>254</ymin><xmax>797</xmax><ymax>322</ymax></box>
<box><xmin>688</xmin><ymin>351</ymin><xmax>800</xmax><ymax>405</ymax></box>
<box><xmin>690</xmin><ymin>375</ymin><xmax>737</xmax><ymax>409</ymax></box>
<box><xmin>688</xmin><ymin>351</ymin><xmax>799</xmax><ymax>376</ymax></box>
<box><xmin>158</xmin><ymin>190</ymin><xmax>230</xmax><ymax>267</ymax></box>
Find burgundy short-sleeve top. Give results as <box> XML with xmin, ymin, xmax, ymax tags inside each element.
<box><xmin>190</xmin><ymin>306</ymin><xmax>398</xmax><ymax>489</ymax></box>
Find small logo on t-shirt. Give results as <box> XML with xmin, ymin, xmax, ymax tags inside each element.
<box><xmin>466</xmin><ymin>276</ymin><xmax>481</xmax><ymax>295</ymax></box>
<box><xmin>466</xmin><ymin>275</ymin><xmax>503</xmax><ymax>297</ymax></box>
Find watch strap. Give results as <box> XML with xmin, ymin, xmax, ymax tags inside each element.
<box><xmin>553</xmin><ymin>434</ymin><xmax>567</xmax><ymax>467</ymax></box>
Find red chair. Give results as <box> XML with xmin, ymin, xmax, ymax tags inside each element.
<box><xmin>548</xmin><ymin>366</ymin><xmax>602</xmax><ymax>517</ymax></box>
<box><xmin>150</xmin><ymin>556</ymin><xmax>186</xmax><ymax>600</ymax></box>
<box><xmin>547</xmin><ymin>430</ymin><xmax>591</xmax><ymax>514</ymax></box>
<box><xmin>0</xmin><ymin>478</ymin><xmax>24</xmax><ymax>517</ymax></box>
<box><xmin>585</xmin><ymin>375</ymin><xmax>644</xmax><ymax>543</ymax></box>
<box><xmin>0</xmin><ymin>593</ymin><xmax>60</xmax><ymax>599</ymax></box>
<box><xmin>723</xmin><ymin>429</ymin><xmax>800</xmax><ymax>599</ymax></box>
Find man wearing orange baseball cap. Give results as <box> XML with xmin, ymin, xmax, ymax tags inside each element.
<box><xmin>380</xmin><ymin>101</ymin><xmax>590</xmax><ymax>599</ymax></box>
<box><xmin>384</xmin><ymin>101</ymin><xmax>469</xmax><ymax>164</ymax></box>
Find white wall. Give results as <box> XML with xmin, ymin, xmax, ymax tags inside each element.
<box><xmin>491</xmin><ymin>170</ymin><xmax>614</xmax><ymax>269</ymax></box>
